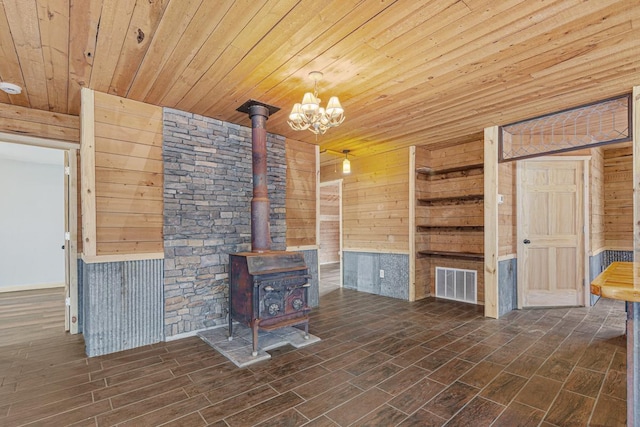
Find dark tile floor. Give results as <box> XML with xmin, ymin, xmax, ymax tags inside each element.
<box><xmin>0</xmin><ymin>288</ymin><xmax>628</xmax><ymax>426</ymax></box>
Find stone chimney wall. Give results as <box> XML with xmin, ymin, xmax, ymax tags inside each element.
<box><xmin>162</xmin><ymin>108</ymin><xmax>285</xmax><ymax>337</ymax></box>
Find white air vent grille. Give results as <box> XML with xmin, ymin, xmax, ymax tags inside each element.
<box><xmin>435</xmin><ymin>267</ymin><xmax>477</xmax><ymax>304</ymax></box>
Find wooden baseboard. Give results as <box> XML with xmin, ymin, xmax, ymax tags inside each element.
<box><xmin>81</xmin><ymin>252</ymin><xmax>165</xmax><ymax>263</ymax></box>
<box><xmin>0</xmin><ymin>282</ymin><xmax>65</xmax><ymax>293</ymax></box>
<box><xmin>286</xmin><ymin>245</ymin><xmax>319</xmax><ymax>251</ymax></box>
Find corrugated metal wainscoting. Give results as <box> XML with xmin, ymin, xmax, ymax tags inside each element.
<box><xmin>82</xmin><ymin>259</ymin><xmax>164</xmax><ymax>357</ymax></box>
<box><xmin>301</xmin><ymin>249</ymin><xmax>319</xmax><ymax>308</ymax></box>
<box><xmin>343</xmin><ymin>252</ymin><xmax>409</xmax><ymax>300</ymax></box>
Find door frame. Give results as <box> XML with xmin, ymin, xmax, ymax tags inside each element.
<box><xmin>516</xmin><ymin>155</ymin><xmax>590</xmax><ymax>308</ymax></box>
<box><xmin>0</xmin><ymin>132</ymin><xmax>79</xmax><ymax>333</ymax></box>
<box><xmin>64</xmin><ymin>149</ymin><xmax>79</xmax><ymax>333</ymax></box>
<box><xmin>319</xmin><ymin>179</ymin><xmax>343</xmax><ymax>287</ymax></box>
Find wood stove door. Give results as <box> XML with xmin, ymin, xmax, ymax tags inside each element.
<box><xmin>284</xmin><ymin>287</ymin><xmax>307</xmax><ymax>315</ymax></box>
<box><xmin>259</xmin><ymin>284</ymin><xmax>285</xmax><ymax>319</ymax></box>
<box><xmin>258</xmin><ymin>276</ymin><xmax>309</xmax><ymax>319</ymax></box>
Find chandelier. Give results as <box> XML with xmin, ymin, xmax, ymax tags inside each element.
<box><xmin>288</xmin><ymin>71</ymin><xmax>345</xmax><ymax>135</ymax></box>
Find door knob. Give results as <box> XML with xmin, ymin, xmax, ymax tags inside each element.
<box><xmin>523</xmin><ymin>239</ymin><xmax>531</xmax><ymax>244</ymax></box>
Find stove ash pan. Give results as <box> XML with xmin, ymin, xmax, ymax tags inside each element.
<box><xmin>228</xmin><ymin>251</ymin><xmax>311</xmax><ymax>356</ymax></box>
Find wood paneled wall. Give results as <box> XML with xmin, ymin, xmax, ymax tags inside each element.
<box><xmin>87</xmin><ymin>91</ymin><xmax>164</xmax><ymax>256</ymax></box>
<box><xmin>590</xmin><ymin>147</ymin><xmax>606</xmax><ymax>253</ymax></box>
<box><xmin>0</xmin><ymin>104</ymin><xmax>79</xmax><ymax>142</ymax></box>
<box><xmin>321</xmin><ymin>148</ymin><xmax>410</xmax><ymax>253</ymax></box>
<box><xmin>604</xmin><ymin>143</ymin><xmax>632</xmax><ymax>250</ymax></box>
<box><xmin>427</xmin><ymin>140</ymin><xmax>484</xmax><ymax>172</ymax></box>
<box><xmin>319</xmin><ymin>182</ymin><xmax>340</xmax><ymax>264</ymax></box>
<box><xmin>498</xmin><ymin>162</ymin><xmax>516</xmax><ymax>257</ymax></box>
<box><xmin>285</xmin><ymin>139</ymin><xmax>317</xmax><ymax>248</ymax></box>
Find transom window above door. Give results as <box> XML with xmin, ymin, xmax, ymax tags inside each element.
<box><xmin>500</xmin><ymin>94</ymin><xmax>631</xmax><ymax>162</ymax></box>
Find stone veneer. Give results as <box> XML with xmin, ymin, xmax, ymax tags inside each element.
<box><xmin>162</xmin><ymin>108</ymin><xmax>286</xmax><ymax>337</ymax></box>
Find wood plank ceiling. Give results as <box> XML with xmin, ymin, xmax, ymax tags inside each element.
<box><xmin>0</xmin><ymin>0</ymin><xmax>639</xmax><ymax>163</ymax></box>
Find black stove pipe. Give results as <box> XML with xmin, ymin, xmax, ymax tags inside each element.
<box><xmin>236</xmin><ymin>100</ymin><xmax>280</xmax><ymax>253</ymax></box>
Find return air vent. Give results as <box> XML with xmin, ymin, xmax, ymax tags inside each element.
<box><xmin>435</xmin><ymin>267</ymin><xmax>477</xmax><ymax>304</ymax></box>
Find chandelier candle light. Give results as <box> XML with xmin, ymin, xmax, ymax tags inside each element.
<box><xmin>288</xmin><ymin>71</ymin><xmax>345</xmax><ymax>135</ymax></box>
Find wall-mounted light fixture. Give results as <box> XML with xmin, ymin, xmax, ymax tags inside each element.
<box><xmin>342</xmin><ymin>150</ymin><xmax>351</xmax><ymax>174</ymax></box>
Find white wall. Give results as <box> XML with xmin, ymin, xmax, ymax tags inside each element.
<box><xmin>0</xmin><ymin>151</ymin><xmax>65</xmax><ymax>290</ymax></box>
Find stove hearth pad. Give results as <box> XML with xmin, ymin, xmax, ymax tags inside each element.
<box><xmin>199</xmin><ymin>323</ymin><xmax>320</xmax><ymax>367</ymax></box>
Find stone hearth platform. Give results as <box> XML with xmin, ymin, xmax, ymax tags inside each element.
<box><xmin>198</xmin><ymin>324</ymin><xmax>321</xmax><ymax>368</ymax></box>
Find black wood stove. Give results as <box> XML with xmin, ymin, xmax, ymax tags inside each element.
<box><xmin>228</xmin><ymin>100</ymin><xmax>311</xmax><ymax>357</ymax></box>
<box><xmin>228</xmin><ymin>251</ymin><xmax>311</xmax><ymax>356</ymax></box>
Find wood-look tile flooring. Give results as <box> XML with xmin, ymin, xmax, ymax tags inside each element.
<box><xmin>0</xmin><ymin>287</ymin><xmax>66</xmax><ymax>347</ymax></box>
<box><xmin>0</xmin><ymin>288</ymin><xmax>628</xmax><ymax>426</ymax></box>
<box><xmin>319</xmin><ymin>263</ymin><xmax>340</xmax><ymax>296</ymax></box>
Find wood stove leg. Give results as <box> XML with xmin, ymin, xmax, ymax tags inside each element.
<box><xmin>228</xmin><ymin>281</ymin><xmax>233</xmax><ymax>341</ymax></box>
<box><xmin>251</xmin><ymin>320</ymin><xmax>260</xmax><ymax>357</ymax></box>
<box><xmin>304</xmin><ymin>321</ymin><xmax>309</xmax><ymax>340</ymax></box>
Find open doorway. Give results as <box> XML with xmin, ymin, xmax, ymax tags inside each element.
<box><xmin>319</xmin><ymin>180</ymin><xmax>342</xmax><ymax>295</ymax></box>
<box><xmin>0</xmin><ymin>140</ymin><xmax>78</xmax><ymax>344</ymax></box>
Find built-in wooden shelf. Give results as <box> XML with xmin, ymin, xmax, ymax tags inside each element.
<box><xmin>416</xmin><ymin>163</ymin><xmax>484</xmax><ymax>176</ymax></box>
<box><xmin>415</xmin><ymin>161</ymin><xmax>485</xmax><ymax>264</ymax></box>
<box><xmin>417</xmin><ymin>250</ymin><xmax>484</xmax><ymax>261</ymax></box>
<box><xmin>418</xmin><ymin>194</ymin><xmax>484</xmax><ymax>205</ymax></box>
<box><xmin>417</xmin><ymin>225</ymin><xmax>484</xmax><ymax>232</ymax></box>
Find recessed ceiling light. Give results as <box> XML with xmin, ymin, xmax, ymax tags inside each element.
<box><xmin>0</xmin><ymin>82</ymin><xmax>22</xmax><ymax>95</ymax></box>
